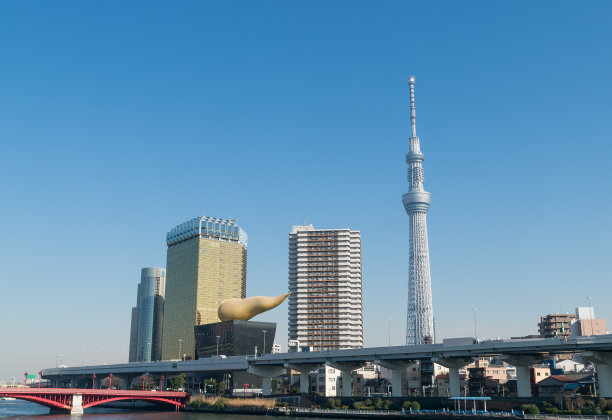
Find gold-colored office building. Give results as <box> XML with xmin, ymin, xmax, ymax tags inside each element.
<box><xmin>161</xmin><ymin>216</ymin><xmax>247</xmax><ymax>360</ymax></box>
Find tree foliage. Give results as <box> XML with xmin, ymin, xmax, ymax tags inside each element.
<box><xmin>403</xmin><ymin>401</ymin><xmax>421</xmax><ymax>411</ymax></box>
<box><xmin>167</xmin><ymin>373</ymin><xmax>186</xmax><ymax>391</ymax></box>
<box><xmin>519</xmin><ymin>404</ymin><xmax>539</xmax><ymax>415</ymax></box>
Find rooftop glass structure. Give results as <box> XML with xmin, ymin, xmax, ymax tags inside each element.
<box><xmin>166</xmin><ymin>216</ymin><xmax>247</xmax><ymax>248</ymax></box>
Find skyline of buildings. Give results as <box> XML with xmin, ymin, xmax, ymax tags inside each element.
<box><xmin>128</xmin><ymin>267</ymin><xmax>166</xmax><ymax>362</ymax></box>
<box><xmin>3</xmin><ymin>1</ymin><xmax>611</xmax><ymax>384</ymax></box>
<box><xmin>160</xmin><ymin>216</ymin><xmax>248</xmax><ymax>361</ymax></box>
<box><xmin>402</xmin><ymin>77</ymin><xmax>435</xmax><ymax>346</ymax></box>
<box><xmin>288</xmin><ymin>224</ymin><xmax>363</xmax><ymax>351</ymax></box>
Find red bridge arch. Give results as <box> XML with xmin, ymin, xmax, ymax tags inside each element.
<box><xmin>0</xmin><ymin>388</ymin><xmax>188</xmax><ymax>413</ymax></box>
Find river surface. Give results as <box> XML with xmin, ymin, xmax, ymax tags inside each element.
<box><xmin>0</xmin><ymin>400</ymin><xmax>324</xmax><ymax>419</ymax></box>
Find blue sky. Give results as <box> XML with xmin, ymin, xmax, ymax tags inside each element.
<box><xmin>1</xmin><ymin>1</ymin><xmax>611</xmax><ymax>381</ymax></box>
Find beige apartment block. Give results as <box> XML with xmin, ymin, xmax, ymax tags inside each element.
<box><xmin>538</xmin><ymin>313</ymin><xmax>576</xmax><ymax>338</ymax></box>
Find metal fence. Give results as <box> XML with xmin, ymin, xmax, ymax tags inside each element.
<box><xmin>292</xmin><ymin>407</ymin><xmax>524</xmax><ymax>418</ymax></box>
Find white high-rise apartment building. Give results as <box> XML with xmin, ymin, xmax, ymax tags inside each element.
<box><xmin>288</xmin><ymin>225</ymin><xmax>363</xmax><ymax>350</ymax></box>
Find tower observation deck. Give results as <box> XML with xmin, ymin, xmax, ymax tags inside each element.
<box><xmin>402</xmin><ymin>76</ymin><xmax>434</xmax><ymax>345</ymax></box>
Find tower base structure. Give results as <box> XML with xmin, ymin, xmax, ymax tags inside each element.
<box><xmin>194</xmin><ymin>320</ymin><xmax>278</xmax><ymax>394</ymax></box>
<box><xmin>194</xmin><ymin>320</ymin><xmax>276</xmax><ymax>358</ymax></box>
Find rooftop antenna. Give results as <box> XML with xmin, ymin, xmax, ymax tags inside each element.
<box><xmin>408</xmin><ymin>76</ymin><xmax>417</xmax><ymax>138</ymax></box>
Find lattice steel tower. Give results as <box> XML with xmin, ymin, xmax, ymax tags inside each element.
<box><xmin>402</xmin><ymin>76</ymin><xmax>434</xmax><ymax>345</ymax></box>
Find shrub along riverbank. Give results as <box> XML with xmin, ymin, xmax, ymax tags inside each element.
<box><xmin>188</xmin><ymin>396</ymin><xmax>276</xmax><ymax>410</ymax></box>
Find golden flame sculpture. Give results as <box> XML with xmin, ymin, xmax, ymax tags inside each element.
<box><xmin>218</xmin><ymin>292</ymin><xmax>290</xmax><ymax>321</ymax></box>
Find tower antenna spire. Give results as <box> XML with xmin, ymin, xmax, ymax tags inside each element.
<box><xmin>408</xmin><ymin>76</ymin><xmax>417</xmax><ymax>138</ymax></box>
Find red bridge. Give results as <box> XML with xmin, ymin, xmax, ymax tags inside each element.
<box><xmin>0</xmin><ymin>388</ymin><xmax>189</xmax><ymax>414</ymax></box>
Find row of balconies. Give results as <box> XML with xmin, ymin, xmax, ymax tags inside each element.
<box><xmin>290</xmin><ymin>291</ymin><xmax>361</xmax><ymax>296</ymax></box>
<box><xmin>293</xmin><ymin>301</ymin><xmax>362</xmax><ymax>307</ymax></box>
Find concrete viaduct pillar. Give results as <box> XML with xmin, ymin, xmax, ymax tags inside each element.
<box><xmin>286</xmin><ymin>363</ymin><xmax>322</xmax><ymax>394</ymax></box>
<box><xmin>433</xmin><ymin>357</ymin><xmax>472</xmax><ymax>397</ymax></box>
<box><xmin>328</xmin><ymin>362</ymin><xmax>363</xmax><ymax>398</ymax></box>
<box><xmin>502</xmin><ymin>355</ymin><xmax>541</xmax><ymax>398</ymax></box>
<box><xmin>375</xmin><ymin>360</ymin><xmax>411</xmax><ymax>397</ymax></box>
<box><xmin>582</xmin><ymin>351</ymin><xmax>612</xmax><ymax>398</ymax></box>
<box><xmin>247</xmin><ymin>365</ymin><xmax>286</xmax><ymax>396</ymax></box>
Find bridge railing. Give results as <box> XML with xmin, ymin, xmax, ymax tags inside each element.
<box><xmin>291</xmin><ymin>407</ymin><xmax>524</xmax><ymax>418</ymax></box>
<box><xmin>524</xmin><ymin>415</ymin><xmax>612</xmax><ymax>420</ymax></box>
<box><xmin>1</xmin><ymin>388</ymin><xmax>187</xmax><ymax>396</ymax></box>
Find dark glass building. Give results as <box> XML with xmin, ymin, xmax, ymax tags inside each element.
<box><xmin>195</xmin><ymin>320</ymin><xmax>276</xmax><ymax>358</ymax></box>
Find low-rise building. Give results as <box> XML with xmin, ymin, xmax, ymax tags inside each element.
<box><xmin>530</xmin><ymin>365</ymin><xmax>551</xmax><ymax>396</ymax></box>
<box><xmin>537</xmin><ymin>373</ymin><xmax>594</xmax><ymax>398</ymax></box>
<box><xmin>570</xmin><ymin>307</ymin><xmax>607</xmax><ymax>337</ymax></box>
<box><xmin>555</xmin><ymin>359</ymin><xmax>584</xmax><ymax>373</ymax></box>
<box><xmin>351</xmin><ymin>364</ymin><xmax>380</xmax><ymax>396</ymax></box>
<box><xmin>363</xmin><ymin>377</ymin><xmax>392</xmax><ymax>397</ymax></box>
<box><xmin>435</xmin><ymin>373</ymin><xmax>450</xmax><ymax>396</ymax></box>
<box><xmin>310</xmin><ymin>365</ymin><xmax>341</xmax><ymax>396</ymax></box>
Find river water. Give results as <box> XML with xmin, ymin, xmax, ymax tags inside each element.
<box><xmin>0</xmin><ymin>400</ymin><xmax>323</xmax><ymax>419</ymax></box>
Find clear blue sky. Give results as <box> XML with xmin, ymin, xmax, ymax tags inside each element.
<box><xmin>1</xmin><ymin>1</ymin><xmax>611</xmax><ymax>381</ymax></box>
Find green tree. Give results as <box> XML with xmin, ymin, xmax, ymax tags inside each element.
<box><xmin>167</xmin><ymin>373</ymin><xmax>186</xmax><ymax>391</ymax></box>
<box><xmin>403</xmin><ymin>401</ymin><xmax>421</xmax><ymax>411</ymax></box>
<box><xmin>353</xmin><ymin>400</ymin><xmax>374</xmax><ymax>410</ymax></box>
<box><xmin>519</xmin><ymin>404</ymin><xmax>540</xmax><ymax>415</ymax></box>
<box><xmin>581</xmin><ymin>400</ymin><xmax>601</xmax><ymax>415</ymax></box>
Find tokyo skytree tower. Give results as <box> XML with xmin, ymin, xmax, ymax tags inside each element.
<box><xmin>402</xmin><ymin>76</ymin><xmax>434</xmax><ymax>345</ymax></box>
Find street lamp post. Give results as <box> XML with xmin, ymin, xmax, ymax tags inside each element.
<box><xmin>160</xmin><ymin>375</ymin><xmax>165</xmax><ymax>391</ymax></box>
<box><xmin>216</xmin><ymin>335</ymin><xmax>220</xmax><ymax>358</ymax></box>
<box><xmin>178</xmin><ymin>339</ymin><xmax>182</xmax><ymax>360</ymax></box>
<box><xmin>108</xmin><ymin>373</ymin><xmax>113</xmax><ymax>390</ymax></box>
<box><xmin>38</xmin><ymin>371</ymin><xmax>42</xmax><ymax>388</ymax></box>
<box><xmin>262</xmin><ymin>330</ymin><xmax>267</xmax><ymax>355</ymax></box>
<box><xmin>472</xmin><ymin>308</ymin><xmax>478</xmax><ymax>341</ymax></box>
<box><xmin>388</xmin><ymin>317</ymin><xmax>392</xmax><ymax>348</ymax></box>
<box><xmin>92</xmin><ymin>373</ymin><xmax>96</xmax><ymax>389</ymax></box>
<box><xmin>587</xmin><ymin>296</ymin><xmax>593</xmax><ymax>336</ymax></box>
